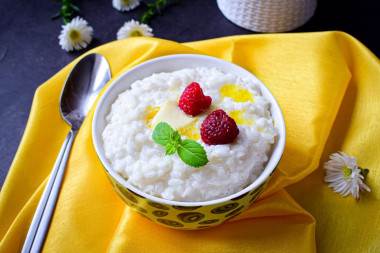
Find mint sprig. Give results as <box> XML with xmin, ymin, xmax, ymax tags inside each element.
<box><xmin>152</xmin><ymin>122</ymin><xmax>208</xmax><ymax>167</ymax></box>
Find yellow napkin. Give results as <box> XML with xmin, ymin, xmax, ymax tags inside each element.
<box><xmin>1</xmin><ymin>31</ymin><xmax>379</xmax><ymax>252</ymax></box>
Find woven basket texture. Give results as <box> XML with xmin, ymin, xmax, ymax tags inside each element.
<box><xmin>217</xmin><ymin>0</ymin><xmax>317</xmax><ymax>32</ymax></box>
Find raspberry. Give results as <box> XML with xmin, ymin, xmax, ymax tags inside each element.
<box><xmin>200</xmin><ymin>109</ymin><xmax>239</xmax><ymax>145</ymax></box>
<box><xmin>178</xmin><ymin>82</ymin><xmax>212</xmax><ymax>116</ymax></box>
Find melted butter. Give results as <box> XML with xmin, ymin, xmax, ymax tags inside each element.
<box><xmin>146</xmin><ymin>105</ymin><xmax>160</xmax><ymax>128</ymax></box>
<box><xmin>229</xmin><ymin>110</ymin><xmax>254</xmax><ymax>126</ymax></box>
<box><xmin>257</xmin><ymin>126</ymin><xmax>271</xmax><ymax>134</ymax></box>
<box><xmin>220</xmin><ymin>84</ymin><xmax>254</xmax><ymax>103</ymax></box>
<box><xmin>178</xmin><ymin>120</ymin><xmax>200</xmax><ymax>140</ymax></box>
<box><xmin>219</xmin><ymin>84</ymin><xmax>256</xmax><ymax>126</ymax></box>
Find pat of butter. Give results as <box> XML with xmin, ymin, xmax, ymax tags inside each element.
<box><xmin>152</xmin><ymin>100</ymin><xmax>196</xmax><ymax>130</ymax></box>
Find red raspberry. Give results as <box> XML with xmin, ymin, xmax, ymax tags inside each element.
<box><xmin>200</xmin><ymin>109</ymin><xmax>239</xmax><ymax>145</ymax></box>
<box><xmin>178</xmin><ymin>82</ymin><xmax>212</xmax><ymax>116</ymax></box>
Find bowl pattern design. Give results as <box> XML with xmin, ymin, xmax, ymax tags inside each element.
<box><xmin>105</xmin><ymin>169</ymin><xmax>271</xmax><ymax>229</ymax></box>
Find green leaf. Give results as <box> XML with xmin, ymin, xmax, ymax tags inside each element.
<box><xmin>63</xmin><ymin>17</ymin><xmax>70</xmax><ymax>24</ymax></box>
<box><xmin>51</xmin><ymin>12</ymin><xmax>62</xmax><ymax>20</ymax></box>
<box><xmin>63</xmin><ymin>11</ymin><xmax>72</xmax><ymax>17</ymax></box>
<box><xmin>152</xmin><ymin>122</ymin><xmax>208</xmax><ymax>168</ymax></box>
<box><xmin>359</xmin><ymin>167</ymin><xmax>369</xmax><ymax>176</ymax></box>
<box><xmin>140</xmin><ymin>0</ymin><xmax>180</xmax><ymax>24</ymax></box>
<box><xmin>68</xmin><ymin>3</ymin><xmax>80</xmax><ymax>11</ymax></box>
<box><xmin>165</xmin><ymin>143</ymin><xmax>177</xmax><ymax>155</ymax></box>
<box><xmin>152</xmin><ymin>122</ymin><xmax>174</xmax><ymax>146</ymax></box>
<box><xmin>177</xmin><ymin>139</ymin><xmax>208</xmax><ymax>167</ymax></box>
<box><xmin>171</xmin><ymin>131</ymin><xmax>181</xmax><ymax>144</ymax></box>
<box><xmin>61</xmin><ymin>5</ymin><xmax>68</xmax><ymax>12</ymax></box>
<box><xmin>51</xmin><ymin>0</ymin><xmax>79</xmax><ymax>24</ymax></box>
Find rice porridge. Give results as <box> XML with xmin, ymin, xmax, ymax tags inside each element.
<box><xmin>102</xmin><ymin>67</ymin><xmax>277</xmax><ymax>202</ymax></box>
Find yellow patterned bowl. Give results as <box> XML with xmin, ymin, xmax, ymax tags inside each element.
<box><xmin>92</xmin><ymin>54</ymin><xmax>286</xmax><ymax>229</ymax></box>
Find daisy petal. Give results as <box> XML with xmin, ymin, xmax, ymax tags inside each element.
<box><xmin>324</xmin><ymin>151</ymin><xmax>370</xmax><ymax>198</ymax></box>
<box><xmin>58</xmin><ymin>17</ymin><xmax>93</xmax><ymax>52</ymax></box>
<box><xmin>113</xmin><ymin>0</ymin><xmax>140</xmax><ymax>12</ymax></box>
<box><xmin>116</xmin><ymin>19</ymin><xmax>153</xmax><ymax>40</ymax></box>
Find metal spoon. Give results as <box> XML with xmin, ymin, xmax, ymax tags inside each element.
<box><xmin>22</xmin><ymin>53</ymin><xmax>111</xmax><ymax>253</ymax></box>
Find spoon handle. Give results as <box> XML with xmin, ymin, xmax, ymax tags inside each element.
<box><xmin>22</xmin><ymin>129</ymin><xmax>77</xmax><ymax>253</ymax></box>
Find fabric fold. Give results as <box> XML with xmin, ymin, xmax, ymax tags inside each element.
<box><xmin>1</xmin><ymin>31</ymin><xmax>379</xmax><ymax>252</ymax></box>
<box><xmin>107</xmin><ymin>190</ymin><xmax>315</xmax><ymax>253</ymax></box>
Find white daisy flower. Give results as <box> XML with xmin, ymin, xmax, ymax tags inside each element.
<box><xmin>117</xmin><ymin>20</ymin><xmax>153</xmax><ymax>40</ymax></box>
<box><xmin>58</xmin><ymin>17</ymin><xmax>93</xmax><ymax>52</ymax></box>
<box><xmin>324</xmin><ymin>151</ymin><xmax>370</xmax><ymax>199</ymax></box>
<box><xmin>113</xmin><ymin>0</ymin><xmax>140</xmax><ymax>12</ymax></box>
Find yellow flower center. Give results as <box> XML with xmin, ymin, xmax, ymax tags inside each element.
<box><xmin>69</xmin><ymin>29</ymin><xmax>81</xmax><ymax>42</ymax></box>
<box><xmin>343</xmin><ymin>165</ymin><xmax>352</xmax><ymax>179</ymax></box>
<box><xmin>130</xmin><ymin>30</ymin><xmax>143</xmax><ymax>37</ymax></box>
<box><xmin>122</xmin><ymin>0</ymin><xmax>131</xmax><ymax>4</ymax></box>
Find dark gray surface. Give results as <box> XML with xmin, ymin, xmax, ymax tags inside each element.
<box><xmin>1</xmin><ymin>0</ymin><xmax>379</xmax><ymax>188</ymax></box>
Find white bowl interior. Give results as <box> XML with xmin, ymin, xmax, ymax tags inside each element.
<box><xmin>92</xmin><ymin>54</ymin><xmax>286</xmax><ymax>206</ymax></box>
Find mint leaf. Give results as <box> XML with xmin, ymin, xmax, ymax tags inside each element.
<box><xmin>152</xmin><ymin>122</ymin><xmax>174</xmax><ymax>146</ymax></box>
<box><xmin>152</xmin><ymin>122</ymin><xmax>208</xmax><ymax>168</ymax></box>
<box><xmin>177</xmin><ymin>139</ymin><xmax>208</xmax><ymax>167</ymax></box>
<box><xmin>171</xmin><ymin>131</ymin><xmax>181</xmax><ymax>144</ymax></box>
<box><xmin>165</xmin><ymin>143</ymin><xmax>177</xmax><ymax>155</ymax></box>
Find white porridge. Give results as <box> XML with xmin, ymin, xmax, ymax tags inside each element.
<box><xmin>102</xmin><ymin>67</ymin><xmax>277</xmax><ymax>202</ymax></box>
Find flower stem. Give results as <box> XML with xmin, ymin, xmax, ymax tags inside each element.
<box><xmin>52</xmin><ymin>0</ymin><xmax>80</xmax><ymax>24</ymax></box>
<box><xmin>140</xmin><ymin>0</ymin><xmax>182</xmax><ymax>24</ymax></box>
<box><xmin>359</xmin><ymin>166</ymin><xmax>369</xmax><ymax>176</ymax></box>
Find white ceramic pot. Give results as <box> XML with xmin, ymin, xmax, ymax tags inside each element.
<box><xmin>217</xmin><ymin>0</ymin><xmax>317</xmax><ymax>33</ymax></box>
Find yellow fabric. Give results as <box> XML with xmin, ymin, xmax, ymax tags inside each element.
<box><xmin>1</xmin><ymin>31</ymin><xmax>379</xmax><ymax>252</ymax></box>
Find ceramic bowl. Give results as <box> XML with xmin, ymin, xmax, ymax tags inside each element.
<box><xmin>92</xmin><ymin>54</ymin><xmax>286</xmax><ymax>229</ymax></box>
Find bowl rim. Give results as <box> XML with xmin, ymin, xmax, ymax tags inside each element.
<box><xmin>92</xmin><ymin>53</ymin><xmax>286</xmax><ymax>207</ymax></box>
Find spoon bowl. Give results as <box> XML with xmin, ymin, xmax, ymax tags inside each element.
<box><xmin>61</xmin><ymin>54</ymin><xmax>111</xmax><ymax>130</ymax></box>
